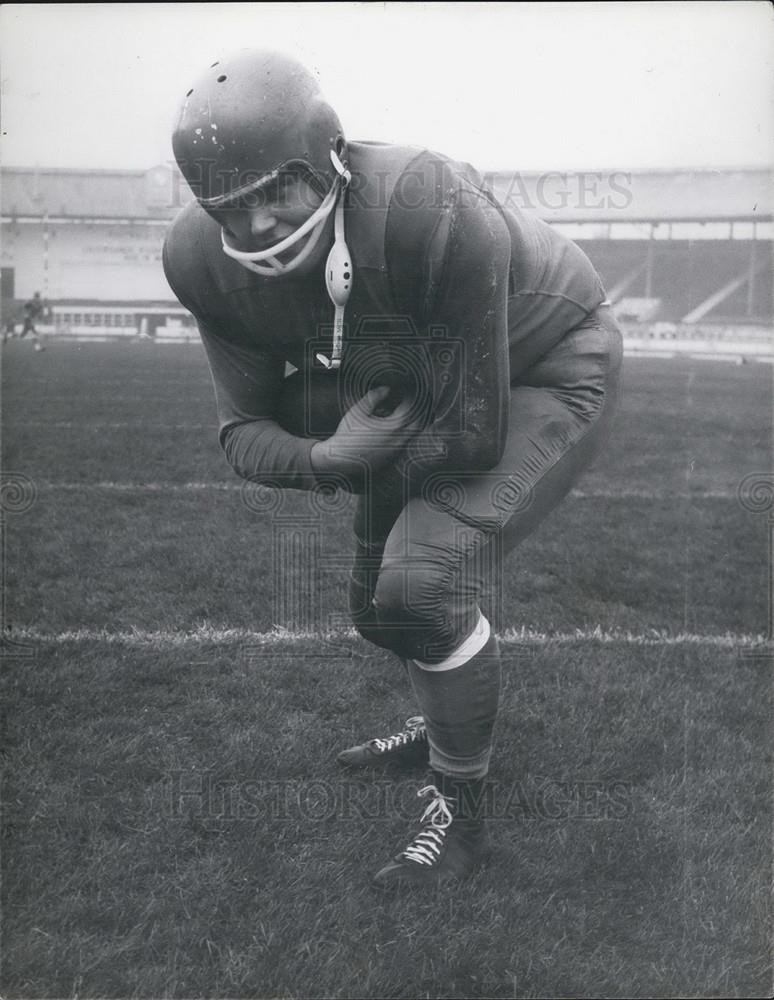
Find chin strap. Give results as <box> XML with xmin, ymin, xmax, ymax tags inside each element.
<box><xmin>220</xmin><ymin>180</ymin><xmax>336</xmax><ymax>276</ymax></box>
<box><xmin>316</xmin><ymin>158</ymin><xmax>352</xmax><ymax>370</ymax></box>
<box><xmin>219</xmin><ymin>150</ymin><xmax>353</xmax><ymax>370</ymax></box>
<box><xmin>220</xmin><ymin>150</ymin><xmax>351</xmax><ymax>283</ymax></box>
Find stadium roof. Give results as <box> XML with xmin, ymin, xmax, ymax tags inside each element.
<box><xmin>0</xmin><ymin>166</ymin><xmax>190</xmax><ymax>221</ymax></box>
<box><xmin>484</xmin><ymin>167</ymin><xmax>773</xmax><ymax>223</ymax></box>
<box><xmin>1</xmin><ymin>164</ymin><xmax>771</xmax><ymax>223</ymax></box>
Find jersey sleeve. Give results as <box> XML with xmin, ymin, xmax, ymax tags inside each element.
<box><xmin>387</xmin><ymin>159</ymin><xmax>512</xmax><ymax>486</ymax></box>
<box><xmin>162</xmin><ymin>206</ymin><xmax>320</xmax><ymax>490</ymax></box>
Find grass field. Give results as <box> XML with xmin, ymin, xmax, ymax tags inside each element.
<box><xmin>1</xmin><ymin>339</ymin><xmax>772</xmax><ymax>999</ymax></box>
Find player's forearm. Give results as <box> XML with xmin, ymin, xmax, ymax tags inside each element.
<box><xmin>221</xmin><ymin>419</ymin><xmax>320</xmax><ymax>490</ymax></box>
<box><xmin>309</xmin><ymin>440</ymin><xmax>366</xmax><ymax>493</ymax></box>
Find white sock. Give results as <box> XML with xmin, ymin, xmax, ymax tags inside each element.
<box><xmin>412</xmin><ymin>611</ymin><xmax>491</xmax><ymax>672</ymax></box>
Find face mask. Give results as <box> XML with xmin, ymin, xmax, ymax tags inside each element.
<box><xmin>220</xmin><ymin>151</ymin><xmax>349</xmax><ymax>277</ymax></box>
<box><xmin>220</xmin><ymin>151</ymin><xmax>352</xmax><ymax>368</ymax></box>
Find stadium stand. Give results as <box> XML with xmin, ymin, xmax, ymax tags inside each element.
<box><xmin>1</xmin><ymin>165</ymin><xmax>772</xmax><ymax>355</ymax></box>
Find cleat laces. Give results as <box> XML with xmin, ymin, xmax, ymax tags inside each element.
<box><xmin>371</xmin><ymin>716</ymin><xmax>426</xmax><ymax>753</ymax></box>
<box><xmin>400</xmin><ymin>785</ymin><xmax>454</xmax><ymax>866</ymax></box>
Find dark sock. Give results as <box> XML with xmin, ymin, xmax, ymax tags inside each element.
<box><xmin>407</xmin><ymin>627</ymin><xmax>501</xmax><ymax>780</ymax></box>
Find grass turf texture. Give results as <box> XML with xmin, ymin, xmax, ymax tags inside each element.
<box><xmin>1</xmin><ymin>339</ymin><xmax>772</xmax><ymax>998</ymax></box>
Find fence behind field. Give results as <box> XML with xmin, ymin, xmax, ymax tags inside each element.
<box><xmin>4</xmin><ymin>299</ymin><xmax>771</xmax><ymax>360</ymax></box>
<box><xmin>620</xmin><ymin>321</ymin><xmax>773</xmax><ymax>362</ymax></box>
<box><xmin>4</xmin><ymin>303</ymin><xmax>200</xmax><ymax>343</ymax></box>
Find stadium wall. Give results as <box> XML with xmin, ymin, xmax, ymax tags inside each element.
<box><xmin>2</xmin><ymin>166</ymin><xmax>772</xmax><ymax>342</ymax></box>
<box><xmin>1</xmin><ymin>219</ymin><xmax>170</xmax><ymax>301</ymax></box>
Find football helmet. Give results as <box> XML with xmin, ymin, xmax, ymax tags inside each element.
<box><xmin>172</xmin><ymin>50</ymin><xmax>352</xmax><ymax>363</ymax></box>
<box><xmin>173</xmin><ymin>49</ymin><xmax>346</xmax><ymax>211</ymax></box>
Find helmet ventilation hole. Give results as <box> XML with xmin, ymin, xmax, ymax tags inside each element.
<box><xmin>186</xmin><ymin>89</ymin><xmax>193</xmax><ymax>97</ymax></box>
<box><xmin>217</xmin><ymin>74</ymin><xmax>227</xmax><ymax>83</ymax></box>
<box><xmin>210</xmin><ymin>61</ymin><xmax>219</xmax><ymax>67</ymax></box>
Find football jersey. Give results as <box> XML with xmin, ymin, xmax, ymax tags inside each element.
<box><xmin>163</xmin><ymin>141</ymin><xmax>606</xmax><ymax>489</ymax></box>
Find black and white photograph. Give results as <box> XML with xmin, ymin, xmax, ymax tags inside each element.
<box><xmin>1</xmin><ymin>2</ymin><xmax>772</xmax><ymax>997</ymax></box>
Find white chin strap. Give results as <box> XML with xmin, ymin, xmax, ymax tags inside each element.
<box><xmin>220</xmin><ymin>175</ymin><xmax>337</xmax><ymax>277</ymax></box>
<box><xmin>317</xmin><ymin>171</ymin><xmax>352</xmax><ymax>370</ymax></box>
<box><xmin>220</xmin><ymin>150</ymin><xmax>352</xmax><ymax>369</ymax></box>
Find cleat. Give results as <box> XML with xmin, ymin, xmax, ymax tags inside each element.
<box><xmin>336</xmin><ymin>715</ymin><xmax>429</xmax><ymax>770</ymax></box>
<box><xmin>372</xmin><ymin>778</ymin><xmax>488</xmax><ymax>888</ymax></box>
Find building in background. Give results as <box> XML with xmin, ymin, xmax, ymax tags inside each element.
<box><xmin>1</xmin><ymin>164</ymin><xmax>772</xmax><ymax>354</ymax></box>
<box><xmin>0</xmin><ymin>165</ymin><xmax>193</xmax><ymax>340</ymax></box>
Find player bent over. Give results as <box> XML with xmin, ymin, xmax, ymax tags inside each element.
<box><xmin>163</xmin><ymin>50</ymin><xmax>623</xmax><ymax>887</ymax></box>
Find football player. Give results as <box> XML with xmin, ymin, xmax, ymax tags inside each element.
<box><xmin>163</xmin><ymin>50</ymin><xmax>623</xmax><ymax>887</ymax></box>
<box><xmin>18</xmin><ymin>292</ymin><xmax>46</xmax><ymax>351</ymax></box>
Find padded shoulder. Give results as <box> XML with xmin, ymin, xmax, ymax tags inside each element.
<box><xmin>384</xmin><ymin>149</ymin><xmax>509</xmax><ymax>322</ymax></box>
<box><xmin>162</xmin><ymin>200</ymin><xmax>223</xmax><ymax>317</ymax></box>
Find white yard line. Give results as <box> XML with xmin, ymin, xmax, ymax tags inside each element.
<box><xmin>5</xmin><ymin>625</ymin><xmax>768</xmax><ymax>649</ymax></box>
<box><xmin>33</xmin><ymin>482</ymin><xmax>741</xmax><ymax>500</ymax></box>
<box><xmin>39</xmin><ymin>481</ymin><xmax>239</xmax><ymax>492</ymax></box>
<box><xmin>8</xmin><ymin>422</ymin><xmax>212</xmax><ymax>430</ymax></box>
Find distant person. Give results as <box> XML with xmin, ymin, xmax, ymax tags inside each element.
<box><xmin>164</xmin><ymin>50</ymin><xmax>623</xmax><ymax>888</ymax></box>
<box><xmin>18</xmin><ymin>292</ymin><xmax>46</xmax><ymax>351</ymax></box>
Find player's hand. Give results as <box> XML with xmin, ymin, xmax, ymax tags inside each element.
<box><xmin>310</xmin><ymin>386</ymin><xmax>422</xmax><ymax>480</ymax></box>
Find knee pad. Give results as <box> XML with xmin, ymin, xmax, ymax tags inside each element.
<box><xmin>371</xmin><ymin>560</ymin><xmax>453</xmax><ymax>661</ymax></box>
